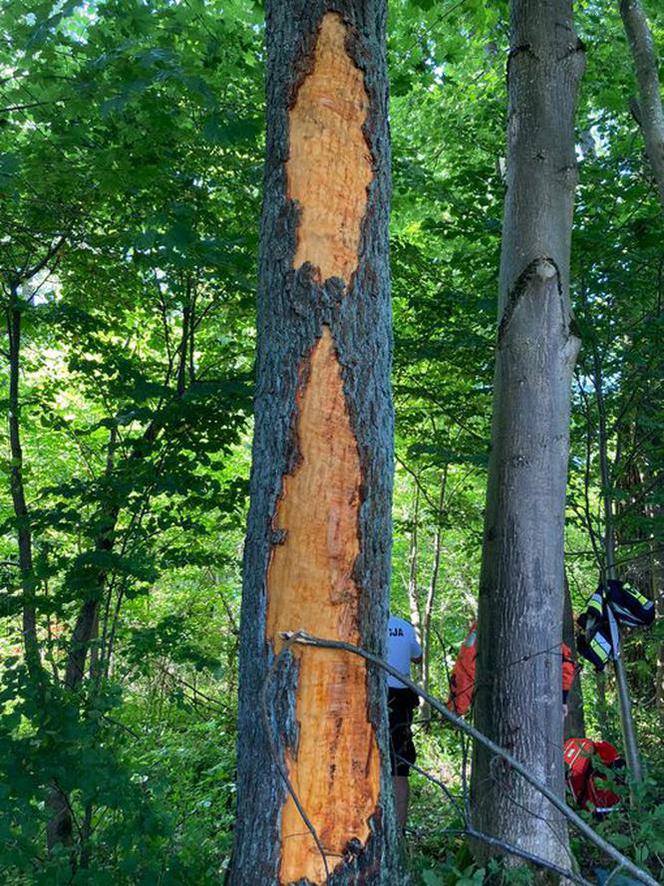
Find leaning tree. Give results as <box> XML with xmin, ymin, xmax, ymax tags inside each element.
<box><xmin>229</xmin><ymin>2</ymin><xmax>400</xmax><ymax>883</ymax></box>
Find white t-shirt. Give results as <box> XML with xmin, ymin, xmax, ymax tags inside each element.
<box><xmin>387</xmin><ymin>615</ymin><xmax>422</xmax><ymax>688</ymax></box>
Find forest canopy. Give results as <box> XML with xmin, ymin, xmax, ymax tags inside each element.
<box><xmin>1</xmin><ymin>0</ymin><xmax>663</xmax><ymax>883</ymax></box>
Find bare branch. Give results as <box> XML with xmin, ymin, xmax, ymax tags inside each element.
<box><xmin>280</xmin><ymin>631</ymin><xmax>658</xmax><ymax>886</ymax></box>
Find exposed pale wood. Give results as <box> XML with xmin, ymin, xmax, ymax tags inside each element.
<box><xmin>230</xmin><ymin>1</ymin><xmax>395</xmax><ymax>880</ymax></box>
<box><xmin>287</xmin><ymin>13</ymin><xmax>372</xmax><ymax>285</ymax></box>
<box><xmin>266</xmin><ymin>327</ymin><xmax>380</xmax><ymax>884</ymax></box>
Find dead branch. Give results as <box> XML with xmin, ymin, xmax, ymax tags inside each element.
<box><xmin>279</xmin><ymin>631</ymin><xmax>658</xmax><ymax>886</ymax></box>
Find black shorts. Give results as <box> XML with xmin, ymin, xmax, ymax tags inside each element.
<box><xmin>388</xmin><ymin>687</ymin><xmax>418</xmax><ymax>776</ymax></box>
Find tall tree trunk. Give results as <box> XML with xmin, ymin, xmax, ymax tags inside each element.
<box><xmin>230</xmin><ymin>3</ymin><xmax>398</xmax><ymax>884</ymax></box>
<box><xmin>592</xmin><ymin>346</ymin><xmax>643</xmax><ymax>783</ymax></box>
<box><xmin>619</xmin><ymin>0</ymin><xmax>664</xmax><ymax>207</ymax></box>
<box><xmin>651</xmin><ymin>506</ymin><xmax>664</xmax><ymax>709</ymax></box>
<box><xmin>6</xmin><ymin>286</ymin><xmax>40</xmax><ymax>675</ymax></box>
<box><xmin>47</xmin><ymin>468</ymin><xmax>119</xmax><ymax>853</ymax></box>
<box><xmin>407</xmin><ymin>486</ymin><xmax>423</xmax><ymax>668</ymax></box>
<box><xmin>6</xmin><ymin>288</ymin><xmax>75</xmax><ymax>852</ymax></box>
<box><xmin>595</xmin><ymin>670</ymin><xmax>613</xmax><ymax>740</ymax></box>
<box><xmin>421</xmin><ymin>466</ymin><xmax>447</xmax><ymax>723</ymax></box>
<box><xmin>470</xmin><ymin>0</ymin><xmax>583</xmax><ymax>870</ymax></box>
<box><xmin>563</xmin><ymin>574</ymin><xmax>585</xmax><ymax>740</ymax></box>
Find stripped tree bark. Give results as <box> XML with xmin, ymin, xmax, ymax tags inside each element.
<box><xmin>229</xmin><ymin>3</ymin><xmax>398</xmax><ymax>884</ymax></box>
<box><xmin>619</xmin><ymin>0</ymin><xmax>664</xmax><ymax>207</ymax></box>
<box><xmin>470</xmin><ymin>0</ymin><xmax>584</xmax><ymax>870</ymax></box>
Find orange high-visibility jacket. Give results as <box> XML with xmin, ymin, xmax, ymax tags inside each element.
<box><xmin>447</xmin><ymin>623</ymin><xmax>576</xmax><ymax>716</ymax></box>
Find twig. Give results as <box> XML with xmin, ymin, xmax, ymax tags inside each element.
<box><xmin>395</xmin><ymin>456</ymin><xmax>439</xmax><ymax>511</ymax></box>
<box><xmin>401</xmin><ymin>757</ymin><xmax>465</xmax><ymax>820</ymax></box>
<box><xmin>156</xmin><ymin>664</ymin><xmax>228</xmax><ymax>713</ymax></box>
<box><xmin>465</xmin><ymin>826</ymin><xmax>593</xmax><ymax>886</ymax></box>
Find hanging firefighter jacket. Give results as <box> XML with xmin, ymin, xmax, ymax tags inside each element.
<box><xmin>605</xmin><ymin>579</ymin><xmax>654</xmax><ymax>627</ymax></box>
<box><xmin>564</xmin><ymin>737</ymin><xmax>625</xmax><ymax>817</ymax></box>
<box><xmin>447</xmin><ymin>623</ymin><xmax>576</xmax><ymax>716</ymax></box>
<box><xmin>576</xmin><ymin>579</ymin><xmax>654</xmax><ymax>672</ymax></box>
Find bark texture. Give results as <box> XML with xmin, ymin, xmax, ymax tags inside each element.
<box><xmin>619</xmin><ymin>0</ymin><xmax>664</xmax><ymax>208</ymax></box>
<box><xmin>230</xmin><ymin>3</ymin><xmax>398</xmax><ymax>884</ymax></box>
<box><xmin>470</xmin><ymin>0</ymin><xmax>583</xmax><ymax>870</ymax></box>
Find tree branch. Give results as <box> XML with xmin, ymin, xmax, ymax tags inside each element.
<box><xmin>279</xmin><ymin>631</ymin><xmax>658</xmax><ymax>886</ymax></box>
<box><xmin>619</xmin><ymin>0</ymin><xmax>664</xmax><ymax>208</ymax></box>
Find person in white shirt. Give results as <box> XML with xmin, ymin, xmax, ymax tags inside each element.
<box><xmin>387</xmin><ymin>613</ymin><xmax>422</xmax><ymax>833</ymax></box>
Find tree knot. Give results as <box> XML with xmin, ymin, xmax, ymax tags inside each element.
<box><xmin>497</xmin><ymin>257</ymin><xmax>562</xmax><ymax>345</ymax></box>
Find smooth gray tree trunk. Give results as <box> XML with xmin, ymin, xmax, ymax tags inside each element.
<box><xmin>619</xmin><ymin>0</ymin><xmax>664</xmax><ymax>208</ymax></box>
<box><xmin>229</xmin><ymin>3</ymin><xmax>398</xmax><ymax>884</ymax></box>
<box><xmin>470</xmin><ymin>0</ymin><xmax>584</xmax><ymax>871</ymax></box>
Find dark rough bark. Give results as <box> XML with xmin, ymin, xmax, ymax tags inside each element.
<box><xmin>230</xmin><ymin>2</ymin><xmax>398</xmax><ymax>884</ymax></box>
<box><xmin>46</xmin><ymin>786</ymin><xmax>74</xmax><ymax>852</ymax></box>
<box><xmin>470</xmin><ymin>0</ymin><xmax>583</xmax><ymax>870</ymax></box>
<box><xmin>619</xmin><ymin>0</ymin><xmax>664</xmax><ymax>208</ymax></box>
<box><xmin>563</xmin><ymin>575</ymin><xmax>585</xmax><ymax>740</ymax></box>
<box><xmin>64</xmin><ymin>507</ymin><xmax>117</xmax><ymax>692</ymax></box>
<box><xmin>46</xmin><ymin>530</ymin><xmax>117</xmax><ymax>854</ymax></box>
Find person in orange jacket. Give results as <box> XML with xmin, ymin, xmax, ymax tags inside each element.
<box><xmin>447</xmin><ymin>622</ymin><xmax>577</xmax><ymax>717</ymax></box>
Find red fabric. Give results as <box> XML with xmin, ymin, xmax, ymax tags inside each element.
<box><xmin>594</xmin><ymin>741</ymin><xmax>620</xmax><ymax>766</ymax></box>
<box><xmin>447</xmin><ymin>623</ymin><xmax>477</xmax><ymax>716</ymax></box>
<box><xmin>447</xmin><ymin>628</ymin><xmax>577</xmax><ymax>716</ymax></box>
<box><xmin>564</xmin><ymin>738</ymin><xmax>595</xmax><ymax>805</ymax></box>
<box><xmin>561</xmin><ymin>642</ymin><xmax>576</xmax><ymax>693</ymax></box>
<box><xmin>564</xmin><ymin>738</ymin><xmax>622</xmax><ymax>814</ymax></box>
